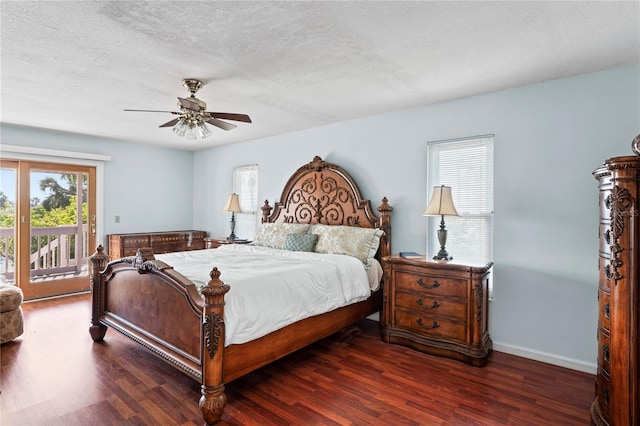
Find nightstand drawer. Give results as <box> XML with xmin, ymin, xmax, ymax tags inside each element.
<box><xmin>395</xmin><ymin>292</ymin><xmax>467</xmax><ymax>321</ymax></box>
<box><xmin>395</xmin><ymin>311</ymin><xmax>466</xmax><ymax>344</ymax></box>
<box><xmin>395</xmin><ymin>272</ymin><xmax>467</xmax><ymax>299</ymax></box>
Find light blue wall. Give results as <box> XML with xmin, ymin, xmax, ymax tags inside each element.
<box><xmin>194</xmin><ymin>65</ymin><xmax>640</xmax><ymax>371</ymax></box>
<box><xmin>2</xmin><ymin>65</ymin><xmax>638</xmax><ymax>371</ymax></box>
<box><xmin>0</xmin><ymin>126</ymin><xmax>195</xmax><ymax>242</ymax></box>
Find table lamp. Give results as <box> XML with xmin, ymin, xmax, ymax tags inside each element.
<box><xmin>223</xmin><ymin>193</ymin><xmax>242</xmax><ymax>240</ymax></box>
<box><xmin>424</xmin><ymin>185</ymin><xmax>458</xmax><ymax>260</ymax></box>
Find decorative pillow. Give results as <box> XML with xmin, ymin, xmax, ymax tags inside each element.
<box><xmin>252</xmin><ymin>223</ymin><xmax>311</xmax><ymax>249</ymax></box>
<box><xmin>283</xmin><ymin>233</ymin><xmax>318</xmax><ymax>252</ymax></box>
<box><xmin>309</xmin><ymin>224</ymin><xmax>385</xmax><ymax>268</ymax></box>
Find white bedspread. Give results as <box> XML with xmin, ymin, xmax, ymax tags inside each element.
<box><xmin>155</xmin><ymin>244</ymin><xmax>376</xmax><ymax>346</ymax></box>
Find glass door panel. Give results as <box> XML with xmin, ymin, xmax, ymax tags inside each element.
<box><xmin>13</xmin><ymin>161</ymin><xmax>96</xmax><ymax>299</ymax></box>
<box><xmin>0</xmin><ymin>161</ymin><xmax>17</xmax><ymax>284</ymax></box>
<box><xmin>29</xmin><ymin>168</ymin><xmax>88</xmax><ymax>280</ymax></box>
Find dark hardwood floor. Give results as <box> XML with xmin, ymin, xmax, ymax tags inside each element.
<box><xmin>1</xmin><ymin>293</ymin><xmax>594</xmax><ymax>425</ymax></box>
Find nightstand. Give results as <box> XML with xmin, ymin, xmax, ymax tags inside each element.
<box><xmin>204</xmin><ymin>237</ymin><xmax>252</xmax><ymax>249</ymax></box>
<box><xmin>381</xmin><ymin>255</ymin><xmax>493</xmax><ymax>367</ymax></box>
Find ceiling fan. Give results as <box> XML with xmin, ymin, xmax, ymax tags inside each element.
<box><xmin>124</xmin><ymin>79</ymin><xmax>252</xmax><ymax>139</ymax></box>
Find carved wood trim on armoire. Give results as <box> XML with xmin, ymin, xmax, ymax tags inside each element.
<box><xmin>591</xmin><ymin>135</ymin><xmax>640</xmax><ymax>426</ymax></box>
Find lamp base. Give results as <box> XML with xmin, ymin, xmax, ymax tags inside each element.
<box><xmin>433</xmin><ymin>216</ymin><xmax>452</xmax><ymax>261</ymax></box>
<box><xmin>433</xmin><ymin>251</ymin><xmax>453</xmax><ymax>261</ymax></box>
<box><xmin>227</xmin><ymin>213</ymin><xmax>237</xmax><ymax>241</ymax></box>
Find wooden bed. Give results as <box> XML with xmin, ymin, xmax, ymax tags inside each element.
<box><xmin>88</xmin><ymin>156</ymin><xmax>393</xmax><ymax>425</ymax></box>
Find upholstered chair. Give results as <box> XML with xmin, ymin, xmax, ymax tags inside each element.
<box><xmin>0</xmin><ymin>283</ymin><xmax>24</xmax><ymax>343</ymax></box>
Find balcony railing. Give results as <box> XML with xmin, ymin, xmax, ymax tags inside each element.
<box><xmin>0</xmin><ymin>224</ymin><xmax>88</xmax><ymax>283</ymax></box>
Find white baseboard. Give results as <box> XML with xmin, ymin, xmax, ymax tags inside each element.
<box><xmin>367</xmin><ymin>310</ymin><xmax>596</xmax><ymax>375</ymax></box>
<box><xmin>493</xmin><ymin>341</ymin><xmax>597</xmax><ymax>375</ymax></box>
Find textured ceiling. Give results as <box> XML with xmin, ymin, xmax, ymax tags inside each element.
<box><xmin>1</xmin><ymin>1</ymin><xmax>639</xmax><ymax>151</ymax></box>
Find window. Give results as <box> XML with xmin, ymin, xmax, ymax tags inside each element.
<box><xmin>232</xmin><ymin>164</ymin><xmax>258</xmax><ymax>240</ymax></box>
<box><xmin>426</xmin><ymin>135</ymin><xmax>494</xmax><ymax>281</ymax></box>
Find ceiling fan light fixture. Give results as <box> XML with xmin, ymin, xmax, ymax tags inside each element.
<box><xmin>185</xmin><ymin>128</ymin><xmax>197</xmax><ymax>140</ymax></box>
<box><xmin>198</xmin><ymin>122</ymin><xmax>213</xmax><ymax>138</ymax></box>
<box><xmin>172</xmin><ymin>118</ymin><xmax>188</xmax><ymax>137</ymax></box>
<box><xmin>171</xmin><ymin>115</ymin><xmax>213</xmax><ymax>140</ymax></box>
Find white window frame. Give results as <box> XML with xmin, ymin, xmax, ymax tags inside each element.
<box><xmin>426</xmin><ymin>135</ymin><xmax>494</xmax><ymax>293</ymax></box>
<box><xmin>232</xmin><ymin>164</ymin><xmax>258</xmax><ymax>240</ymax></box>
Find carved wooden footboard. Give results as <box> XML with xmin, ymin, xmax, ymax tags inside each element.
<box><xmin>89</xmin><ymin>246</ymin><xmax>230</xmax><ymax>423</ymax></box>
<box><xmin>89</xmin><ymin>244</ymin><xmax>385</xmax><ymax>424</ymax></box>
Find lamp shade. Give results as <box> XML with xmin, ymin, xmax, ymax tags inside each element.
<box><xmin>223</xmin><ymin>193</ymin><xmax>242</xmax><ymax>213</ymax></box>
<box><xmin>424</xmin><ymin>185</ymin><xmax>458</xmax><ymax>216</ymax></box>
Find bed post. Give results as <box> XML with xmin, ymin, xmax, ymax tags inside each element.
<box><xmin>377</xmin><ymin>197</ymin><xmax>393</xmax><ymax>259</ymax></box>
<box><xmin>89</xmin><ymin>245</ymin><xmax>109</xmax><ymax>341</ymax></box>
<box><xmin>199</xmin><ymin>267</ymin><xmax>230</xmax><ymax>425</ymax></box>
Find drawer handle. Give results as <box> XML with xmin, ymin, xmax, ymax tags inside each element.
<box><xmin>604</xmin><ymin>303</ymin><xmax>610</xmax><ymax>319</ymax></box>
<box><xmin>603</xmin><ymin>345</ymin><xmax>609</xmax><ymax>363</ymax></box>
<box><xmin>604</xmin><ymin>229</ymin><xmax>611</xmax><ymax>245</ymax></box>
<box><xmin>416</xmin><ymin>319</ymin><xmax>440</xmax><ymax>330</ymax></box>
<box><xmin>417</xmin><ymin>279</ymin><xmax>440</xmax><ymax>289</ymax></box>
<box><xmin>417</xmin><ymin>299</ymin><xmax>440</xmax><ymax>309</ymax></box>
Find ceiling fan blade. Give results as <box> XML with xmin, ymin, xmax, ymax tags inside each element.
<box><xmin>206</xmin><ymin>112</ymin><xmax>252</xmax><ymax>123</ymax></box>
<box><xmin>206</xmin><ymin>117</ymin><xmax>237</xmax><ymax>131</ymax></box>
<box><xmin>159</xmin><ymin>118</ymin><xmax>181</xmax><ymax>128</ymax></box>
<box><xmin>124</xmin><ymin>109</ymin><xmax>180</xmax><ymax>114</ymax></box>
<box><xmin>178</xmin><ymin>97</ymin><xmax>202</xmax><ymax>111</ymax></box>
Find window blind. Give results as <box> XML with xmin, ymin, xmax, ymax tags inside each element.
<box><xmin>426</xmin><ymin>136</ymin><xmax>494</xmax><ymax>264</ymax></box>
<box><xmin>232</xmin><ymin>164</ymin><xmax>258</xmax><ymax>240</ymax></box>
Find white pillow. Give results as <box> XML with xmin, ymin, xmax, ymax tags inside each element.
<box><xmin>252</xmin><ymin>223</ymin><xmax>311</xmax><ymax>249</ymax></box>
<box><xmin>309</xmin><ymin>224</ymin><xmax>385</xmax><ymax>268</ymax></box>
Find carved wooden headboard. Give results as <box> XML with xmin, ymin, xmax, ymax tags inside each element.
<box><xmin>260</xmin><ymin>156</ymin><xmax>392</xmax><ymax>260</ymax></box>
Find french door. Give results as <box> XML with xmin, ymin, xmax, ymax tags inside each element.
<box><xmin>0</xmin><ymin>160</ymin><xmax>96</xmax><ymax>299</ymax></box>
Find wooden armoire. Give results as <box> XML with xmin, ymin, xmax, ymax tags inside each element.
<box><xmin>591</xmin><ymin>136</ymin><xmax>640</xmax><ymax>426</ymax></box>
